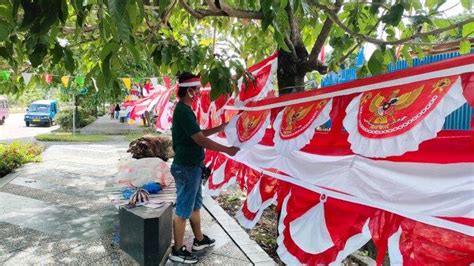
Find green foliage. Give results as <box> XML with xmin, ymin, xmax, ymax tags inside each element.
<box><xmin>0</xmin><ymin>142</ymin><xmax>43</xmax><ymax>177</ymax></box>
<box><xmin>35</xmin><ymin>133</ymin><xmax>111</xmax><ymax>142</ymax></box>
<box><xmin>55</xmin><ymin>107</ymin><xmax>96</xmax><ymax>131</ymax></box>
<box><xmin>459</xmin><ymin>39</ymin><xmax>472</xmax><ymax>55</ymax></box>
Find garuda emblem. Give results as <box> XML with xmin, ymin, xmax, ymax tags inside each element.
<box><xmin>367</xmin><ymin>86</ymin><xmax>423</xmax><ymax>128</ymax></box>
<box><xmin>237</xmin><ymin>110</ymin><xmax>269</xmax><ymax>142</ymax></box>
<box><xmin>280</xmin><ymin>100</ymin><xmax>328</xmax><ymax>138</ymax></box>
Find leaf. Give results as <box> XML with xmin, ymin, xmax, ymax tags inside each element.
<box><xmin>29</xmin><ymin>44</ymin><xmax>48</xmax><ymax>67</ymax></box>
<box><xmin>370</xmin><ymin>0</ymin><xmax>384</xmax><ymax>14</ymax></box>
<box><xmin>0</xmin><ymin>19</ymin><xmax>11</xmax><ymax>39</ymax></box>
<box><xmin>108</xmin><ymin>0</ymin><xmax>131</xmax><ymax>42</ymax></box>
<box><xmin>459</xmin><ymin>39</ymin><xmax>471</xmax><ymax>55</ymax></box>
<box><xmin>463</xmin><ymin>22</ymin><xmax>474</xmax><ymax>37</ymax></box>
<box><xmin>51</xmin><ymin>42</ymin><xmax>63</xmax><ymax>65</ymax></box>
<box><xmin>461</xmin><ymin>0</ymin><xmax>472</xmax><ymax>10</ymax></box>
<box><xmin>273</xmin><ymin>30</ymin><xmax>290</xmax><ymax>52</ymax></box>
<box><xmin>100</xmin><ymin>42</ymin><xmax>119</xmax><ymax>61</ymax></box>
<box><xmin>63</xmin><ymin>48</ymin><xmax>76</xmax><ymax>74</ymax></box>
<box><xmin>367</xmin><ymin>49</ymin><xmax>384</xmax><ymax>75</ymax></box>
<box><xmin>381</xmin><ymin>4</ymin><xmax>404</xmax><ymax>26</ymax></box>
<box><xmin>127</xmin><ymin>44</ymin><xmax>140</xmax><ymax>64</ymax></box>
<box><xmin>426</xmin><ymin>0</ymin><xmax>437</xmax><ymax>10</ymax></box>
<box><xmin>279</xmin><ymin>0</ymin><xmax>288</xmax><ymax>10</ymax></box>
<box><xmin>159</xmin><ymin>0</ymin><xmax>171</xmax><ymax>17</ymax></box>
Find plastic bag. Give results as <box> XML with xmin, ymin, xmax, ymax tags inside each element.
<box><xmin>116</xmin><ymin>157</ymin><xmax>172</xmax><ymax>188</ymax></box>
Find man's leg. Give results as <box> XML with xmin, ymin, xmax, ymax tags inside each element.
<box><xmin>173</xmin><ymin>216</ymin><xmax>187</xmax><ymax>249</ymax></box>
<box><xmin>189</xmin><ymin>209</ymin><xmax>203</xmax><ymax>241</ymax></box>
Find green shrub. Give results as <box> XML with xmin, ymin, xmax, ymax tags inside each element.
<box><xmin>0</xmin><ymin>142</ymin><xmax>44</xmax><ymax>177</ymax></box>
<box><xmin>55</xmin><ymin>107</ymin><xmax>96</xmax><ymax>130</ymax></box>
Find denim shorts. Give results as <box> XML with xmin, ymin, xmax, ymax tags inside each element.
<box><xmin>171</xmin><ymin>163</ymin><xmax>203</xmax><ymax>219</ymax></box>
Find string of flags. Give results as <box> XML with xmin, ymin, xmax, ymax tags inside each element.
<box><xmin>0</xmin><ymin>70</ymin><xmax>173</xmax><ymax>92</ymax></box>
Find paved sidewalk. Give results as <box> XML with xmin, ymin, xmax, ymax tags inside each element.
<box><xmin>0</xmin><ymin>141</ymin><xmax>253</xmax><ymax>265</ymax></box>
<box><xmin>79</xmin><ymin>115</ymin><xmax>147</xmax><ymax>135</ymax></box>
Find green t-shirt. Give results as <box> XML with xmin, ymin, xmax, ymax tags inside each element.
<box><xmin>171</xmin><ymin>101</ymin><xmax>204</xmax><ymax>166</ymax></box>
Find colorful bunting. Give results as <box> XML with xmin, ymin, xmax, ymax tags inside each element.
<box><xmin>21</xmin><ymin>73</ymin><xmax>33</xmax><ymax>85</ymax></box>
<box><xmin>122</xmin><ymin>78</ymin><xmax>132</xmax><ymax>90</ymax></box>
<box><xmin>61</xmin><ymin>76</ymin><xmax>70</xmax><ymax>88</ymax></box>
<box><xmin>0</xmin><ymin>71</ymin><xmax>10</xmax><ymax>82</ymax></box>
<box><xmin>75</xmin><ymin>76</ymin><xmax>85</xmax><ymax>87</ymax></box>
<box><xmin>44</xmin><ymin>74</ymin><xmax>53</xmax><ymax>84</ymax></box>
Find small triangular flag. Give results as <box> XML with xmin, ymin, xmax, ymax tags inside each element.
<box><xmin>122</xmin><ymin>78</ymin><xmax>131</xmax><ymax>90</ymax></box>
<box><xmin>75</xmin><ymin>76</ymin><xmax>85</xmax><ymax>87</ymax></box>
<box><xmin>61</xmin><ymin>76</ymin><xmax>70</xmax><ymax>88</ymax></box>
<box><xmin>22</xmin><ymin>73</ymin><xmax>33</xmax><ymax>85</ymax></box>
<box><xmin>44</xmin><ymin>74</ymin><xmax>53</xmax><ymax>84</ymax></box>
<box><xmin>133</xmin><ymin>77</ymin><xmax>141</xmax><ymax>83</ymax></box>
<box><xmin>0</xmin><ymin>71</ymin><xmax>11</xmax><ymax>82</ymax></box>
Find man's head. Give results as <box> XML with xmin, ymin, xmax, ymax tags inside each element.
<box><xmin>177</xmin><ymin>72</ymin><xmax>201</xmax><ymax>100</ymax></box>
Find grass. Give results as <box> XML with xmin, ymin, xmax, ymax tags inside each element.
<box><xmin>35</xmin><ymin>133</ymin><xmax>111</xmax><ymax>142</ymax></box>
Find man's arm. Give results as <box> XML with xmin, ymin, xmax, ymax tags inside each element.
<box><xmin>202</xmin><ymin>122</ymin><xmax>227</xmax><ymax>137</ymax></box>
<box><xmin>191</xmin><ymin>131</ymin><xmax>239</xmax><ymax>156</ymax></box>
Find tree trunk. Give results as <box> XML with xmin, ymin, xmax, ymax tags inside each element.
<box><xmin>277</xmin><ymin>49</ymin><xmax>306</xmax><ymax>95</ymax></box>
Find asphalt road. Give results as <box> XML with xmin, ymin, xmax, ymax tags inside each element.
<box><xmin>0</xmin><ymin>113</ymin><xmax>59</xmax><ymax>142</ymax></box>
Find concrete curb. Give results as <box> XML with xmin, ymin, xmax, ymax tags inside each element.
<box><xmin>0</xmin><ymin>171</ymin><xmax>19</xmax><ymax>189</ymax></box>
<box><xmin>203</xmin><ymin>195</ymin><xmax>276</xmax><ymax>266</ymax></box>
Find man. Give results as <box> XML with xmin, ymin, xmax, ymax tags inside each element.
<box><xmin>169</xmin><ymin>72</ymin><xmax>240</xmax><ymax>264</ymax></box>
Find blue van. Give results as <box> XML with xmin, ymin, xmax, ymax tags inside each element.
<box><xmin>24</xmin><ymin>100</ymin><xmax>59</xmax><ymax>127</ymax></box>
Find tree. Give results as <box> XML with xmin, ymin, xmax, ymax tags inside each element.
<box><xmin>0</xmin><ymin>0</ymin><xmax>472</xmax><ymax>98</ymax></box>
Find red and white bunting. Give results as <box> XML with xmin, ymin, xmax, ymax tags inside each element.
<box><xmin>273</xmin><ymin>99</ymin><xmax>332</xmax><ymax>155</ymax></box>
<box><xmin>343</xmin><ymin>76</ymin><xmax>466</xmax><ymax>157</ymax></box>
<box><xmin>225</xmin><ymin>110</ymin><xmax>271</xmax><ymax>149</ymax></box>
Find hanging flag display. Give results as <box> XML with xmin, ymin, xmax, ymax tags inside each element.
<box><xmin>61</xmin><ymin>76</ymin><xmax>70</xmax><ymax>88</ymax></box>
<box><xmin>22</xmin><ymin>73</ymin><xmax>33</xmax><ymax>85</ymax></box>
<box><xmin>200</xmin><ymin>53</ymin><xmax>474</xmax><ymax>265</ymax></box>
<box><xmin>121</xmin><ymin>78</ymin><xmax>132</xmax><ymax>90</ymax></box>
<box><xmin>236</xmin><ymin>52</ymin><xmax>278</xmax><ymax>104</ymax></box>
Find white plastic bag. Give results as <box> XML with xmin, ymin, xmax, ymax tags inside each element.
<box><xmin>116</xmin><ymin>157</ymin><xmax>172</xmax><ymax>187</ymax></box>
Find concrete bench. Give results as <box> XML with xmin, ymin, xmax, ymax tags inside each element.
<box><xmin>119</xmin><ymin>181</ymin><xmax>176</xmax><ymax>265</ymax></box>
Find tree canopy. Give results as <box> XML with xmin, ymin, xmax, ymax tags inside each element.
<box><xmin>0</xmin><ymin>0</ymin><xmax>472</xmax><ymax>99</ymax></box>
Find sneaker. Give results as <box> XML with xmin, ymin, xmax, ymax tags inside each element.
<box><xmin>192</xmin><ymin>234</ymin><xmax>216</xmax><ymax>251</ymax></box>
<box><xmin>169</xmin><ymin>245</ymin><xmax>198</xmax><ymax>264</ymax></box>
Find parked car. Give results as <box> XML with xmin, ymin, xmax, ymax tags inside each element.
<box><xmin>24</xmin><ymin>100</ymin><xmax>59</xmax><ymax>127</ymax></box>
<box><xmin>0</xmin><ymin>96</ymin><xmax>8</xmax><ymax>125</ymax></box>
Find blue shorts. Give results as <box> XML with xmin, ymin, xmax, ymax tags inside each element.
<box><xmin>171</xmin><ymin>164</ymin><xmax>203</xmax><ymax>219</ymax></box>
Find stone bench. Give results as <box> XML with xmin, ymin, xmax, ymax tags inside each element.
<box><xmin>119</xmin><ymin>181</ymin><xmax>176</xmax><ymax>265</ymax></box>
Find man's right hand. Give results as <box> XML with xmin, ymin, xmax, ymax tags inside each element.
<box><xmin>225</xmin><ymin>146</ymin><xmax>240</xmax><ymax>156</ymax></box>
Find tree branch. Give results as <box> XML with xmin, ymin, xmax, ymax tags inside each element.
<box><xmin>179</xmin><ymin>0</ymin><xmax>263</xmax><ymax>20</ymax></box>
<box><xmin>312</xmin><ymin>1</ymin><xmax>474</xmax><ymax>46</ymax></box>
<box><xmin>160</xmin><ymin>0</ymin><xmax>178</xmax><ymax>27</ymax></box>
<box><xmin>285</xmin><ymin>4</ymin><xmax>302</xmax><ymax>44</ymax></box>
<box><xmin>308</xmin><ymin>0</ymin><xmax>342</xmax><ymax>67</ymax></box>
<box><xmin>284</xmin><ymin>36</ymin><xmax>298</xmax><ymax>61</ymax></box>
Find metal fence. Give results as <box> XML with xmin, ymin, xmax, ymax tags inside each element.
<box><xmin>318</xmin><ymin>50</ymin><xmax>473</xmax><ymax>130</ymax></box>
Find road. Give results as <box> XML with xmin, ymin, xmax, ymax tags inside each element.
<box><xmin>0</xmin><ymin>113</ymin><xmax>59</xmax><ymax>141</ymax></box>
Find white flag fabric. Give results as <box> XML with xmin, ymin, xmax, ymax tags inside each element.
<box><xmin>22</xmin><ymin>72</ymin><xmax>33</xmax><ymax>85</ymax></box>
<box><xmin>150</xmin><ymin>77</ymin><xmax>162</xmax><ymax>92</ymax></box>
<box><xmin>91</xmin><ymin>77</ymin><xmax>99</xmax><ymax>92</ymax></box>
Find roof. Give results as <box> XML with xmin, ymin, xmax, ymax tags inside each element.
<box><xmin>31</xmin><ymin>100</ymin><xmax>57</xmax><ymax>105</ymax></box>
<box><xmin>0</xmin><ymin>95</ymin><xmax>7</xmax><ymax>101</ymax></box>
